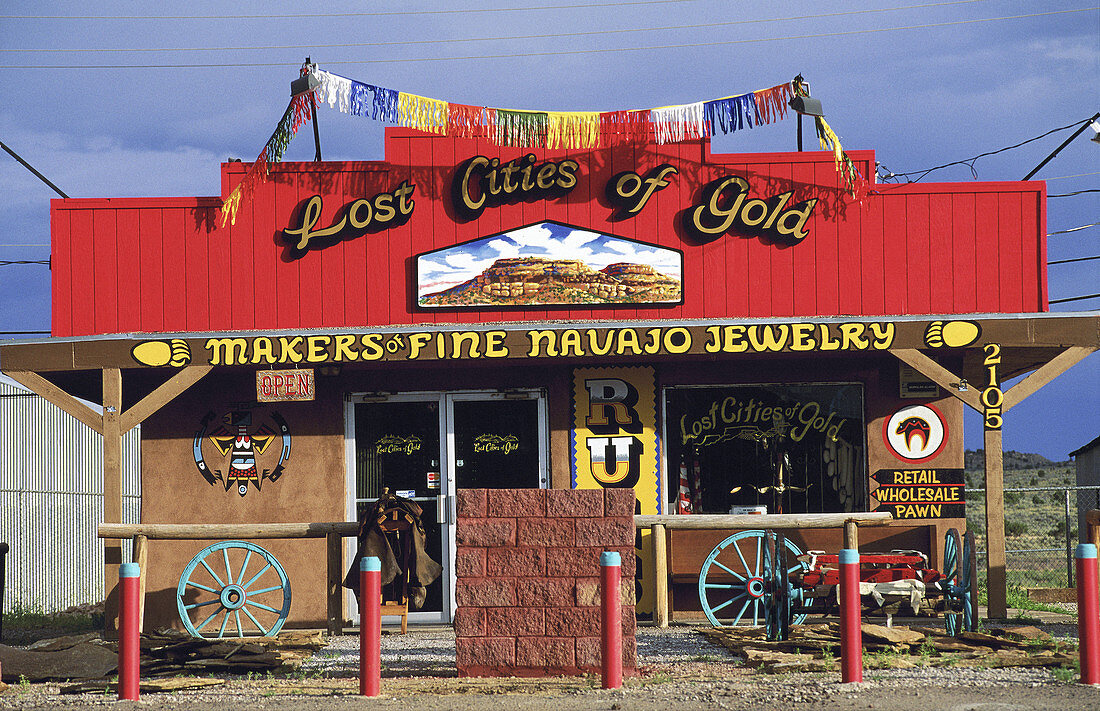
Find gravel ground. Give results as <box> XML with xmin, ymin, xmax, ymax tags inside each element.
<box><xmin>2</xmin><ymin>621</ymin><xmax>1098</xmax><ymax>710</ymax></box>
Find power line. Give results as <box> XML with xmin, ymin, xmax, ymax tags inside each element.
<box><xmin>1049</xmin><ymin>189</ymin><xmax>1100</xmax><ymax>197</ymax></box>
<box><xmin>1049</xmin><ymin>293</ymin><xmax>1100</xmax><ymax>305</ymax></box>
<box><xmin>0</xmin><ymin>1</ymin><xmax>1001</xmax><ymax>53</ymax></box>
<box><xmin>1049</xmin><ymin>221</ymin><xmax>1100</xmax><ymax>235</ymax></box>
<box><xmin>1049</xmin><ymin>255</ymin><xmax>1100</xmax><ymax>265</ymax></box>
<box><xmin>879</xmin><ymin>116</ymin><xmax>1097</xmax><ymax>183</ymax></box>
<box><xmin>0</xmin><ymin>260</ymin><xmax>50</xmax><ymax>266</ymax></box>
<box><xmin>0</xmin><ymin>7</ymin><xmax>1094</xmax><ymax>69</ymax></box>
<box><xmin>0</xmin><ymin>0</ymin><xmax>988</xmax><ymax>21</ymax></box>
<box><xmin>0</xmin><ymin>330</ymin><xmax>50</xmax><ymax>335</ymax></box>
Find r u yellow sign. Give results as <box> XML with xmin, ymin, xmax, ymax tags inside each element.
<box><xmin>572</xmin><ymin>366</ymin><xmax>660</xmax><ymax>615</ymax></box>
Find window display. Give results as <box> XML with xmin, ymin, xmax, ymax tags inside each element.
<box><xmin>664</xmin><ymin>384</ymin><xmax>866</xmax><ymax>514</ymax></box>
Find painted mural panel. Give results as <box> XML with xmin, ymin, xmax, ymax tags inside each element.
<box><xmin>416</xmin><ymin>221</ymin><xmax>682</xmax><ymax>308</ymax></box>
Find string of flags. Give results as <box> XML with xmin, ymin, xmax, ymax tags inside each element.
<box><xmin>220</xmin><ymin>65</ymin><xmax>864</xmax><ymax>227</ymax></box>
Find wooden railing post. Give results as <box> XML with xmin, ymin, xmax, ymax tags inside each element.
<box><xmin>652</xmin><ymin>523</ymin><xmax>668</xmax><ymax>628</ymax></box>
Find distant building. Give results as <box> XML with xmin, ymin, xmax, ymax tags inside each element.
<box><xmin>1072</xmin><ymin>434</ymin><xmax>1100</xmax><ymax>541</ymax></box>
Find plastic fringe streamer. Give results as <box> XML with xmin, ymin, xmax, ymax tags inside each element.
<box><xmin>448</xmin><ymin>103</ymin><xmax>491</xmax><ymax>138</ymax></box>
<box><xmin>547</xmin><ymin>112</ymin><xmax>600</xmax><ymax>150</ymax></box>
<box><xmin>598</xmin><ymin>110</ymin><xmax>650</xmax><ymax>144</ymax></box>
<box><xmin>315</xmin><ymin>70</ymin><xmax>399</xmax><ymax>122</ymax></box>
<box><xmin>815</xmin><ymin>116</ymin><xmax>866</xmax><ymax>198</ymax></box>
<box><xmin>495</xmin><ymin>109</ymin><xmax>549</xmax><ymax>147</ymax></box>
<box><xmin>398</xmin><ymin>92</ymin><xmax>448</xmax><ymax>134</ymax></box>
<box><xmin>703</xmin><ymin>93</ymin><xmax>757</xmax><ymax>135</ymax></box>
<box><xmin>649</xmin><ymin>102</ymin><xmax>707</xmax><ymax>145</ymax></box>
<box><xmin>753</xmin><ymin>83</ymin><xmax>793</xmax><ymax>125</ymax></box>
<box><xmin>219</xmin><ymin>95</ymin><xmax>311</xmax><ymax>228</ymax></box>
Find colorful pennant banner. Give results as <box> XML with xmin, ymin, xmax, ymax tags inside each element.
<box><xmin>220</xmin><ymin>67</ymin><xmax>864</xmax><ymax>226</ymax></box>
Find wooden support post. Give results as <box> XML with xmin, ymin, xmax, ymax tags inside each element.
<box><xmin>843</xmin><ymin>520</ymin><xmax>859</xmax><ymax>550</ymax></box>
<box><xmin>102</xmin><ymin>368</ymin><xmax>123</xmax><ymax>634</ymax></box>
<box><xmin>985</xmin><ymin>428</ymin><xmax>1007</xmax><ymax>618</ymax></box>
<box><xmin>327</xmin><ymin>532</ymin><xmax>343</xmax><ymax>636</ymax></box>
<box><xmin>652</xmin><ymin>523</ymin><xmax>668</xmax><ymax>628</ymax></box>
<box><xmin>132</xmin><ymin>534</ymin><xmax>148</xmax><ymax>634</ymax></box>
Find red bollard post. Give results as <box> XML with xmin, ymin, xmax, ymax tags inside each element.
<box><xmin>839</xmin><ymin>548</ymin><xmax>863</xmax><ymax>683</ymax></box>
<box><xmin>1076</xmin><ymin>543</ymin><xmax>1100</xmax><ymax>685</ymax></box>
<box><xmin>359</xmin><ymin>556</ymin><xmax>381</xmax><ymax>697</ymax></box>
<box><xmin>600</xmin><ymin>551</ymin><xmax>622</xmax><ymax>689</ymax></box>
<box><xmin>118</xmin><ymin>562</ymin><xmax>141</xmax><ymax>700</ymax></box>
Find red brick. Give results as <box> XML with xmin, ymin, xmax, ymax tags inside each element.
<box><xmin>515</xmin><ymin>578</ymin><xmax>574</xmax><ymax>607</ymax></box>
<box><xmin>455</xmin><ymin>577</ymin><xmax>517</xmax><ymax>607</ymax></box>
<box><xmin>456</xmin><ymin>489</ymin><xmax>487</xmax><ymax>518</ymax></box>
<box><xmin>575</xmin><ymin>577</ymin><xmax>636</xmax><ymax>606</ymax></box>
<box><xmin>576</xmin><ymin>636</ymin><xmax>637</xmax><ymax>671</ymax></box>
<box><xmin>456</xmin><ymin>517</ymin><xmax>515</xmax><ymax>547</ymax></box>
<box><xmin>515</xmin><ymin>637</ymin><xmax>575</xmax><ymax>668</ymax></box>
<box><xmin>575</xmin><ymin>517</ymin><xmax>634</xmax><ymax>548</ymax></box>
<box><xmin>486</xmin><ymin>606</ymin><xmax>545</xmax><ymax>636</ymax></box>
<box><xmin>456</xmin><ymin>637</ymin><xmax>515</xmax><ymax>669</ymax></box>
<box><xmin>454</xmin><ymin>607</ymin><xmax>486</xmax><ymax>637</ymax></box>
<box><xmin>545</xmin><ymin>488</ymin><xmax>604</xmax><ymax>518</ymax></box>
<box><xmin>487</xmin><ymin>547</ymin><xmax>546</xmax><ymax>577</ymax></box>
<box><xmin>515</xmin><ymin>518</ymin><xmax>574</xmax><ymax>547</ymax></box>
<box><xmin>544</xmin><ymin>547</ymin><xmax>598</xmax><ymax>577</ymax></box>
<box><xmin>604</xmin><ymin>489</ymin><xmax>635</xmax><ymax>517</ymax></box>
<box><xmin>455</xmin><ymin>547</ymin><xmax>486</xmax><ymax>577</ymax></box>
<box><xmin>544</xmin><ymin>606</ymin><xmax>600</xmax><ymax>637</ymax></box>
<box><xmin>487</xmin><ymin>489</ymin><xmax>546</xmax><ymax>518</ymax></box>
<box><xmin>620</xmin><ymin>605</ymin><xmax>637</xmax><ymax>637</ymax></box>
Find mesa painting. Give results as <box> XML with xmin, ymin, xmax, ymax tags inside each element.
<box><xmin>417</xmin><ymin>221</ymin><xmax>683</xmax><ymax>308</ymax></box>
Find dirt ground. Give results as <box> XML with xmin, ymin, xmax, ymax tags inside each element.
<box><xmin>2</xmin><ymin>616</ymin><xmax>1099</xmax><ymax>710</ymax></box>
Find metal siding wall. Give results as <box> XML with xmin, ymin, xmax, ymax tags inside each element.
<box><xmin>0</xmin><ymin>380</ymin><xmax>140</xmax><ymax>611</ymax></box>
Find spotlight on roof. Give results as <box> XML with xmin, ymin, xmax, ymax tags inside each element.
<box><xmin>789</xmin><ymin>95</ymin><xmax>824</xmax><ymax>117</ymax></box>
<box><xmin>291</xmin><ymin>70</ymin><xmax>320</xmax><ymax>98</ymax></box>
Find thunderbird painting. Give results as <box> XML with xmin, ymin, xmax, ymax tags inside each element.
<box><xmin>416</xmin><ymin>221</ymin><xmax>682</xmax><ymax>308</ymax></box>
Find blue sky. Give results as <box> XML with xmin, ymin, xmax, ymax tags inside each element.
<box><xmin>0</xmin><ymin>1</ymin><xmax>1097</xmax><ymax>459</ymax></box>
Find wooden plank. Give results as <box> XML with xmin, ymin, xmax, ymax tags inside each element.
<box><xmin>1002</xmin><ymin>346</ymin><xmax>1095</xmax><ymax>413</ymax></box>
<box><xmin>120</xmin><ymin>365</ymin><xmax>213</xmax><ymax>433</ymax></box>
<box><xmin>327</xmin><ymin>532</ymin><xmax>343</xmax><ymax>635</ymax></box>
<box><xmin>139</xmin><ymin>209</ymin><xmax>164</xmax><ymax>332</ymax></box>
<box><xmin>844</xmin><ymin>520</ymin><xmax>858</xmax><ymax>550</ymax></box>
<box><xmin>985</xmin><ymin>427</ymin><xmax>1007</xmax><ymax>618</ymax></box>
<box><xmin>102</xmin><ymin>367</ymin><xmax>122</xmax><ymax>634</ymax></box>
<box><xmin>652</xmin><ymin>523</ymin><xmax>668</xmax><ymax>628</ymax></box>
<box><xmin>4</xmin><ymin>370</ymin><xmax>102</xmax><ymax>433</ymax></box>
<box><xmin>51</xmin><ymin>206</ymin><xmax>72</xmax><ymax>336</ymax></box>
<box><xmin>887</xmin><ymin>349</ymin><xmax>983</xmax><ymax>411</ymax></box>
<box><xmin>115</xmin><ymin>209</ymin><xmax>141</xmax><ymax>331</ymax></box>
<box><xmin>99</xmin><ymin>522</ymin><xmax>360</xmax><ymax>539</ymax></box>
<box><xmin>133</xmin><ymin>534</ymin><xmax>148</xmax><ymax>634</ymax></box>
<box><xmin>633</xmin><ymin>512</ymin><xmax>892</xmax><ymax>529</ymax></box>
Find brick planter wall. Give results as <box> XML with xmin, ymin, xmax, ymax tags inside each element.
<box><xmin>454</xmin><ymin>488</ymin><xmax>638</xmax><ymax>677</ymax></box>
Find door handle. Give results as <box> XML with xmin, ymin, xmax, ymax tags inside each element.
<box><xmin>438</xmin><ymin>494</ymin><xmax>456</xmax><ymax>524</ymax></box>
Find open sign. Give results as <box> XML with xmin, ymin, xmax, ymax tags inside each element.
<box><xmin>256</xmin><ymin>369</ymin><xmax>316</xmax><ymax>402</ymax></box>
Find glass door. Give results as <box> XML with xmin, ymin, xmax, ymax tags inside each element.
<box><xmin>348</xmin><ymin>390</ymin><xmax>547</xmax><ymax>624</ymax></box>
<box><xmin>349</xmin><ymin>395</ymin><xmax>447</xmax><ymax>623</ymax></box>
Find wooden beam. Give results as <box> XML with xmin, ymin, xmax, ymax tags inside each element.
<box><xmin>844</xmin><ymin>520</ymin><xmax>859</xmax><ymax>550</ymax></box>
<box><xmin>120</xmin><ymin>365</ymin><xmax>213</xmax><ymax>434</ymax></box>
<box><xmin>652</xmin><ymin>523</ymin><xmax>669</xmax><ymax>628</ymax></box>
<box><xmin>132</xmin><ymin>534</ymin><xmax>148</xmax><ymax>634</ymax></box>
<box><xmin>889</xmin><ymin>349</ymin><xmax>983</xmax><ymax>411</ymax></box>
<box><xmin>985</xmin><ymin>428</ymin><xmax>1008</xmax><ymax>619</ymax></box>
<box><xmin>99</xmin><ymin>521</ymin><xmax>360</xmax><ymax>539</ymax></box>
<box><xmin>4</xmin><ymin>369</ymin><xmax>103</xmax><ymax>434</ymax></box>
<box><xmin>102</xmin><ymin>367</ymin><xmax>123</xmax><ymax>633</ymax></box>
<box><xmin>327</xmin><ymin>533</ymin><xmax>343</xmax><ymax>636</ymax></box>
<box><xmin>634</xmin><ymin>512</ymin><xmax>892</xmax><ymax>529</ymax></box>
<box><xmin>1002</xmin><ymin>346</ymin><xmax>1096</xmax><ymax>413</ymax></box>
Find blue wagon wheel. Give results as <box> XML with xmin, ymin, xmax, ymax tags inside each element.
<box><xmin>943</xmin><ymin>528</ymin><xmax>976</xmax><ymax>636</ymax></box>
<box><xmin>698</xmin><ymin>530</ymin><xmax>807</xmax><ymax>630</ymax></box>
<box><xmin>176</xmin><ymin>540</ymin><xmax>291</xmax><ymax>639</ymax></box>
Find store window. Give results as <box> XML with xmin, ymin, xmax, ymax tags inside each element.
<box><xmin>664</xmin><ymin>384</ymin><xmax>866</xmax><ymax>514</ymax></box>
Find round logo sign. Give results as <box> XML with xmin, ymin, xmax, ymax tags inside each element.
<box><xmin>882</xmin><ymin>404</ymin><xmax>948</xmax><ymax>463</ymax></box>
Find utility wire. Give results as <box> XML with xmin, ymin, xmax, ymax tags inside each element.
<box><xmin>0</xmin><ymin>330</ymin><xmax>50</xmax><ymax>335</ymax></box>
<box><xmin>0</xmin><ymin>1</ymin><xmax>1001</xmax><ymax>53</ymax></box>
<box><xmin>1049</xmin><ymin>293</ymin><xmax>1100</xmax><ymax>304</ymax></box>
<box><xmin>0</xmin><ymin>260</ymin><xmax>50</xmax><ymax>266</ymax></box>
<box><xmin>1049</xmin><ymin>189</ymin><xmax>1100</xmax><ymax>197</ymax></box>
<box><xmin>1049</xmin><ymin>221</ymin><xmax>1100</xmax><ymax>235</ymax></box>
<box><xmin>0</xmin><ymin>0</ymin><xmax>990</xmax><ymax>21</ymax></box>
<box><xmin>0</xmin><ymin>139</ymin><xmax>69</xmax><ymax>198</ymax></box>
<box><xmin>0</xmin><ymin>7</ymin><xmax>1094</xmax><ymax>69</ymax></box>
<box><xmin>1049</xmin><ymin>255</ymin><xmax>1100</xmax><ymax>265</ymax></box>
<box><xmin>879</xmin><ymin>116</ymin><xmax>1098</xmax><ymax>183</ymax></box>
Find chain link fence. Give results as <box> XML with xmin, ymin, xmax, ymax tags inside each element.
<box><xmin>966</xmin><ymin>484</ymin><xmax>1100</xmax><ymax>590</ymax></box>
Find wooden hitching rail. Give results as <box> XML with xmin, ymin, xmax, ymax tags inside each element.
<box><xmin>634</xmin><ymin>512</ymin><xmax>895</xmax><ymax>628</ymax></box>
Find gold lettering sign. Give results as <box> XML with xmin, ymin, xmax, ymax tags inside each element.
<box><xmin>453</xmin><ymin>154</ymin><xmax>579</xmax><ymax>219</ymax></box>
<box><xmin>684</xmin><ymin>173</ymin><xmax>817</xmax><ymax>245</ymax></box>
<box><xmin>281</xmin><ymin>182</ymin><xmax>416</xmax><ymax>257</ymax></box>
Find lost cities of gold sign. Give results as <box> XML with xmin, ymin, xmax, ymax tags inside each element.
<box><xmin>279</xmin><ymin>153</ymin><xmax>819</xmax><ymax>258</ymax></box>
